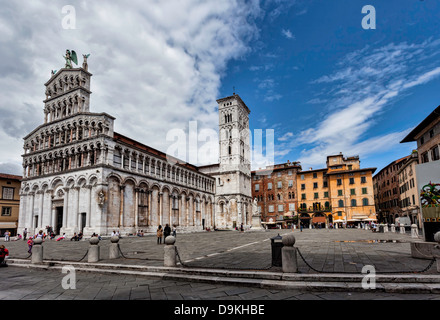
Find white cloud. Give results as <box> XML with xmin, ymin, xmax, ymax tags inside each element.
<box><xmin>0</xmin><ymin>0</ymin><xmax>263</xmax><ymax>173</ymax></box>
<box><xmin>287</xmin><ymin>39</ymin><xmax>440</xmax><ymax>169</ymax></box>
<box><xmin>282</xmin><ymin>29</ymin><xmax>295</xmax><ymax>39</ymax></box>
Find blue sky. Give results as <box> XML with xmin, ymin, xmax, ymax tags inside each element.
<box><xmin>219</xmin><ymin>0</ymin><xmax>440</xmax><ymax>172</ymax></box>
<box><xmin>0</xmin><ymin>0</ymin><xmax>440</xmax><ymax>175</ymax></box>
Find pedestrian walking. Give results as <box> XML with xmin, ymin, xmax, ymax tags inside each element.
<box><xmin>157</xmin><ymin>225</ymin><xmax>163</xmax><ymax>244</ymax></box>
<box><xmin>0</xmin><ymin>245</ymin><xmax>9</xmax><ymax>267</ymax></box>
<box><xmin>27</xmin><ymin>238</ymin><xmax>33</xmax><ymax>254</ymax></box>
<box><xmin>4</xmin><ymin>230</ymin><xmax>10</xmax><ymax>242</ymax></box>
<box><xmin>172</xmin><ymin>225</ymin><xmax>177</xmax><ymax>237</ymax></box>
<box><xmin>23</xmin><ymin>228</ymin><xmax>27</xmax><ymax>240</ymax></box>
<box><xmin>164</xmin><ymin>224</ymin><xmax>171</xmax><ymax>242</ymax></box>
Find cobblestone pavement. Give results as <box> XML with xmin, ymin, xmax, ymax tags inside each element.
<box><xmin>3</xmin><ymin>228</ymin><xmax>437</xmax><ymax>274</ymax></box>
<box><xmin>1</xmin><ymin>228</ymin><xmax>440</xmax><ymax>302</ymax></box>
<box><xmin>1</xmin><ymin>266</ymin><xmax>439</xmax><ymax>301</ymax></box>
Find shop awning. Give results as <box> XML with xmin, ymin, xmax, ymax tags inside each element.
<box><xmin>0</xmin><ymin>222</ymin><xmax>17</xmax><ymax>228</ymax></box>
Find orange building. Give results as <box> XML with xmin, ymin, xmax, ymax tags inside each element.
<box><xmin>297</xmin><ymin>153</ymin><xmax>377</xmax><ymax>228</ymax></box>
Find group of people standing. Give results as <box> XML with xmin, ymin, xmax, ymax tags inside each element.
<box><xmin>156</xmin><ymin>224</ymin><xmax>177</xmax><ymax>244</ymax></box>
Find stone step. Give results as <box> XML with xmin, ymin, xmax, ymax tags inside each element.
<box><xmin>8</xmin><ymin>258</ymin><xmax>440</xmax><ymax>294</ymax></box>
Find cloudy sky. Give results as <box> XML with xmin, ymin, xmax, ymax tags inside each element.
<box><xmin>1</xmin><ymin>0</ymin><xmax>440</xmax><ymax>175</ymax></box>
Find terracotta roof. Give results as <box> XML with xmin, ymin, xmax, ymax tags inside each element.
<box><xmin>0</xmin><ymin>173</ymin><xmax>22</xmax><ymax>181</ymax></box>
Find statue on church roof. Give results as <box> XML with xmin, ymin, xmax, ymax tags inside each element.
<box><xmin>82</xmin><ymin>54</ymin><xmax>90</xmax><ymax>71</ymax></box>
<box><xmin>63</xmin><ymin>49</ymin><xmax>78</xmax><ymax>69</ymax></box>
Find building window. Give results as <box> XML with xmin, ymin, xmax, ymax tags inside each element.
<box><xmin>362</xmin><ymin>198</ymin><xmax>369</xmax><ymax>206</ymax></box>
<box><xmin>277</xmin><ymin>181</ymin><xmax>282</xmax><ymax>189</ymax></box>
<box><xmin>267</xmin><ymin>183</ymin><xmax>272</xmax><ymax>190</ymax></box>
<box><xmin>314</xmin><ymin>192</ymin><xmax>319</xmax><ymax>199</ymax></box>
<box><xmin>338</xmin><ymin>190</ymin><xmax>343</xmax><ymax>196</ymax></box>
<box><xmin>301</xmin><ymin>184</ymin><xmax>305</xmax><ymax>190</ymax></box>
<box><xmin>324</xmin><ymin>191</ymin><xmax>329</xmax><ymax>198</ymax></box>
<box><xmin>255</xmin><ymin>184</ymin><xmax>260</xmax><ymax>192</ymax></box>
<box><xmin>430</xmin><ymin>129</ymin><xmax>434</xmax><ymax>138</ymax></box>
<box><xmin>351</xmin><ymin>199</ymin><xmax>357</xmax><ymax>207</ymax></box>
<box><xmin>337</xmin><ymin>179</ymin><xmax>342</xmax><ymax>186</ymax></box>
<box><xmin>313</xmin><ymin>182</ymin><xmax>318</xmax><ymax>189</ymax></box>
<box><xmin>432</xmin><ymin>146</ymin><xmax>440</xmax><ymax>161</ymax></box>
<box><xmin>268</xmin><ymin>205</ymin><xmax>274</xmax><ymax>213</ymax></box>
<box><xmin>288</xmin><ymin>180</ymin><xmax>293</xmax><ymax>187</ymax></box>
<box><xmin>313</xmin><ymin>173</ymin><xmax>317</xmax><ymax>178</ymax></box>
<box><xmin>1</xmin><ymin>207</ymin><xmax>12</xmax><ymax>216</ymax></box>
<box><xmin>301</xmin><ymin>194</ymin><xmax>306</xmax><ymax>200</ymax></box>
<box><xmin>337</xmin><ymin>211</ymin><xmax>342</xmax><ymax>217</ymax></box>
<box><xmin>348</xmin><ymin>165</ymin><xmax>353</xmax><ymax>170</ymax></box>
<box><xmin>323</xmin><ymin>181</ymin><xmax>328</xmax><ymax>188</ymax></box>
<box><xmin>289</xmin><ymin>203</ymin><xmax>295</xmax><ymax>211</ymax></box>
<box><xmin>349</xmin><ymin>177</ymin><xmax>355</xmax><ymax>184</ymax></box>
<box><xmin>288</xmin><ymin>170</ymin><xmax>292</xmax><ymax>176</ymax></box>
<box><xmin>300</xmin><ymin>174</ymin><xmax>305</xmax><ymax>180</ymax></box>
<box><xmin>350</xmin><ymin>189</ymin><xmax>356</xmax><ymax>195</ymax></box>
<box><xmin>422</xmin><ymin>152</ymin><xmax>429</xmax><ymax>163</ymax></box>
<box><xmin>338</xmin><ymin>200</ymin><xmax>344</xmax><ymax>207</ymax></box>
<box><xmin>361</xmin><ymin>176</ymin><xmax>367</xmax><ymax>183</ymax></box>
<box><xmin>2</xmin><ymin>187</ymin><xmax>14</xmax><ymax>200</ymax></box>
<box><xmin>362</xmin><ymin>187</ymin><xmax>368</xmax><ymax>194</ymax></box>
<box><xmin>278</xmin><ymin>204</ymin><xmax>284</xmax><ymax>212</ymax></box>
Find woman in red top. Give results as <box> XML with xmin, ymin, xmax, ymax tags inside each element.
<box><xmin>0</xmin><ymin>245</ymin><xmax>9</xmax><ymax>267</ymax></box>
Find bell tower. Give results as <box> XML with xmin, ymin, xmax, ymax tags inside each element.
<box><xmin>214</xmin><ymin>94</ymin><xmax>252</xmax><ymax>228</ymax></box>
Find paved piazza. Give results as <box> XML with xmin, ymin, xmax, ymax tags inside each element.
<box><xmin>1</xmin><ymin>228</ymin><xmax>440</xmax><ymax>302</ymax></box>
<box><xmin>3</xmin><ymin>228</ymin><xmax>436</xmax><ymax>273</ymax></box>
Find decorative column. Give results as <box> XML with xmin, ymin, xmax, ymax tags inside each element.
<box><xmin>134</xmin><ymin>188</ymin><xmax>139</xmax><ymax>229</ymax></box>
<box><xmin>169</xmin><ymin>195</ymin><xmax>173</xmax><ymax>226</ymax></box>
<box><xmin>86</xmin><ymin>185</ymin><xmax>92</xmax><ymax>228</ymax></box>
<box><xmin>159</xmin><ymin>192</ymin><xmax>163</xmax><ymax>225</ymax></box>
<box><xmin>147</xmin><ymin>190</ymin><xmax>152</xmax><ymax>226</ymax></box>
<box><xmin>119</xmin><ymin>185</ymin><xmax>125</xmax><ymax>227</ymax></box>
<box><xmin>186</xmin><ymin>196</ymin><xmax>190</xmax><ymax>227</ymax></box>
<box><xmin>62</xmin><ymin>188</ymin><xmax>69</xmax><ymax>232</ymax></box>
<box><xmin>38</xmin><ymin>190</ymin><xmax>44</xmax><ymax>229</ymax></box>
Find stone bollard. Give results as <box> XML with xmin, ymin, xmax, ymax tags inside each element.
<box><xmin>109</xmin><ymin>236</ymin><xmax>120</xmax><ymax>259</ymax></box>
<box><xmin>434</xmin><ymin>232</ymin><xmax>440</xmax><ymax>273</ymax></box>
<box><xmin>88</xmin><ymin>237</ymin><xmax>100</xmax><ymax>263</ymax></box>
<box><xmin>400</xmin><ymin>223</ymin><xmax>405</xmax><ymax>234</ymax></box>
<box><xmin>164</xmin><ymin>235</ymin><xmax>177</xmax><ymax>267</ymax></box>
<box><xmin>391</xmin><ymin>224</ymin><xmax>395</xmax><ymax>233</ymax></box>
<box><xmin>31</xmin><ymin>237</ymin><xmax>44</xmax><ymax>264</ymax></box>
<box><xmin>281</xmin><ymin>233</ymin><xmax>298</xmax><ymax>273</ymax></box>
<box><xmin>411</xmin><ymin>224</ymin><xmax>419</xmax><ymax>238</ymax></box>
<box><xmin>384</xmin><ymin>224</ymin><xmax>389</xmax><ymax>233</ymax></box>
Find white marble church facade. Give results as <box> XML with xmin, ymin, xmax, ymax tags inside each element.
<box><xmin>18</xmin><ymin>56</ymin><xmax>252</xmax><ymax>236</ymax></box>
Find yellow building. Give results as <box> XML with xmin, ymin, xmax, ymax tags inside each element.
<box><xmin>0</xmin><ymin>173</ymin><xmax>22</xmax><ymax>237</ymax></box>
<box><xmin>297</xmin><ymin>153</ymin><xmax>377</xmax><ymax>227</ymax></box>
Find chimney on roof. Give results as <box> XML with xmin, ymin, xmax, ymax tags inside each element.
<box><xmin>309</xmin><ymin>167</ymin><xmax>313</xmax><ymax>170</ymax></box>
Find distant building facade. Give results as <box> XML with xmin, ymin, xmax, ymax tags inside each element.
<box><xmin>251</xmin><ymin>161</ymin><xmax>301</xmax><ymax>228</ymax></box>
<box><xmin>0</xmin><ymin>173</ymin><xmax>22</xmax><ymax>237</ymax></box>
<box><xmin>252</xmin><ymin>153</ymin><xmax>377</xmax><ymax>228</ymax></box>
<box><xmin>401</xmin><ymin>105</ymin><xmax>440</xmax><ymax>241</ymax></box>
<box><xmin>373</xmin><ymin>155</ymin><xmax>410</xmax><ymax>224</ymax></box>
<box><xmin>397</xmin><ymin>152</ymin><xmax>421</xmax><ymax>227</ymax></box>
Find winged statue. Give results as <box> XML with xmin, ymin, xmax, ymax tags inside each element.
<box><xmin>64</xmin><ymin>49</ymin><xmax>78</xmax><ymax>69</ymax></box>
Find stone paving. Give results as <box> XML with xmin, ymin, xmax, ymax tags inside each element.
<box><xmin>2</xmin><ymin>228</ymin><xmax>440</xmax><ymax>302</ymax></box>
<box><xmin>1</xmin><ymin>266</ymin><xmax>440</xmax><ymax>301</ymax></box>
<box><xmin>3</xmin><ymin>228</ymin><xmax>437</xmax><ymax>274</ymax></box>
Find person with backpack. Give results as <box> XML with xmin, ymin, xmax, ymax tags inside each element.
<box><xmin>0</xmin><ymin>245</ymin><xmax>9</xmax><ymax>267</ymax></box>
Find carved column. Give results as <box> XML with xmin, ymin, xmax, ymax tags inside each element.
<box><xmin>119</xmin><ymin>185</ymin><xmax>125</xmax><ymax>227</ymax></box>
<box><xmin>134</xmin><ymin>188</ymin><xmax>139</xmax><ymax>229</ymax></box>
<box><xmin>159</xmin><ymin>192</ymin><xmax>163</xmax><ymax>226</ymax></box>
